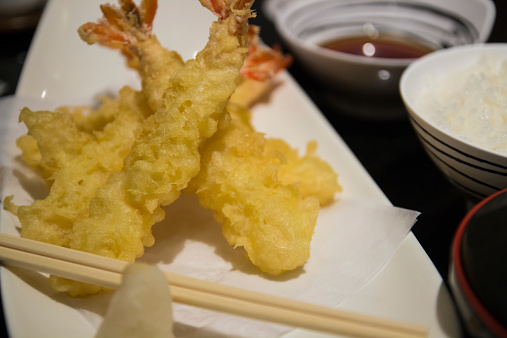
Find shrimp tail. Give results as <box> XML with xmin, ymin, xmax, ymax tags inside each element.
<box><xmin>77</xmin><ymin>0</ymin><xmax>183</xmax><ymax>111</ymax></box>
<box><xmin>200</xmin><ymin>0</ymin><xmax>254</xmax><ymax>20</ymax></box>
<box><xmin>241</xmin><ymin>25</ymin><xmax>292</xmax><ymax>81</ymax></box>
<box><xmin>77</xmin><ymin>0</ymin><xmax>158</xmax><ymax>69</ymax></box>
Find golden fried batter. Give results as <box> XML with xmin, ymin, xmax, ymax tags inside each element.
<box><xmin>16</xmin><ymin>134</ymin><xmax>56</xmax><ymax>181</ymax></box>
<box><xmin>5</xmin><ymin>0</ymin><xmax>342</xmax><ymax>295</ymax></box>
<box><xmin>14</xmin><ymin>86</ymin><xmax>150</xmax><ymax>249</ymax></box>
<box><xmin>43</xmin><ymin>1</ymin><xmax>255</xmax><ymax>296</ymax></box>
<box><xmin>186</xmin><ymin>108</ymin><xmax>320</xmax><ymax>275</ymax></box>
<box><xmin>225</xmin><ymin>105</ymin><xmax>342</xmax><ymax>206</ymax></box>
<box><xmin>265</xmin><ymin>139</ymin><xmax>342</xmax><ymax>205</ymax></box>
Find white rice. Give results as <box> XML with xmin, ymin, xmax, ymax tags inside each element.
<box><xmin>416</xmin><ymin>55</ymin><xmax>507</xmax><ymax>155</ymax></box>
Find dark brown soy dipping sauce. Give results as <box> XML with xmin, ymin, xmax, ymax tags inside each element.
<box><xmin>321</xmin><ymin>34</ymin><xmax>434</xmax><ymax>59</ymax></box>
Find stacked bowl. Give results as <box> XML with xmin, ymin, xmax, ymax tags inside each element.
<box><xmin>400</xmin><ymin>44</ymin><xmax>507</xmax><ymax>201</ymax></box>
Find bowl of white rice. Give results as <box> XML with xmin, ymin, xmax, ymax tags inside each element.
<box><xmin>400</xmin><ymin>43</ymin><xmax>507</xmax><ymax>201</ymax></box>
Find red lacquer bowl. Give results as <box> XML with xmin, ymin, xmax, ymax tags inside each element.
<box><xmin>450</xmin><ymin>188</ymin><xmax>507</xmax><ymax>337</ymax></box>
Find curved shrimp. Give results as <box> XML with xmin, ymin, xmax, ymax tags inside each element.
<box><xmin>182</xmin><ymin>23</ymin><xmax>338</xmax><ymax>273</ymax></box>
<box><xmin>79</xmin><ymin>3</ymin><xmax>289</xmax><ymax>112</ymax></box>
<box><xmin>187</xmin><ymin>91</ymin><xmax>340</xmax><ymax>276</ymax></box>
<box><xmin>79</xmin><ymin>0</ymin><xmax>184</xmax><ymax>112</ymax></box>
<box><xmin>226</xmin><ymin>26</ymin><xmax>341</xmax><ymax>206</ymax></box>
<box><xmin>49</xmin><ymin>0</ymin><xmax>254</xmax><ymax>295</ymax></box>
<box><xmin>77</xmin><ymin>0</ymin><xmax>327</xmax><ymax>275</ymax></box>
<box><xmin>186</xmin><ymin>108</ymin><xmax>321</xmax><ymax>275</ymax></box>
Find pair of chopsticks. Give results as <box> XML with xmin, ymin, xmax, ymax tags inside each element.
<box><xmin>0</xmin><ymin>233</ymin><xmax>428</xmax><ymax>338</ymax></box>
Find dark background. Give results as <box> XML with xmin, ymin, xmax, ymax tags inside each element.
<box><xmin>0</xmin><ymin>0</ymin><xmax>506</xmax><ymax>336</ymax></box>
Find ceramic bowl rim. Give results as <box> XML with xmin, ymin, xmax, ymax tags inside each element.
<box><xmin>400</xmin><ymin>43</ymin><xmax>507</xmax><ymax>161</ymax></box>
<box><xmin>275</xmin><ymin>0</ymin><xmax>482</xmax><ymax>68</ymax></box>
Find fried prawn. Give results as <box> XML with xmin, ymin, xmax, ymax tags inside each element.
<box><xmin>46</xmin><ymin>0</ymin><xmax>254</xmax><ymax>295</ymax></box>
<box><xmin>9</xmin><ymin>87</ymin><xmax>150</xmax><ymax>249</ymax></box>
<box><xmin>5</xmin><ymin>0</ymin><xmax>342</xmax><ymax>293</ymax></box>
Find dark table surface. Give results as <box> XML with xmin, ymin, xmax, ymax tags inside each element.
<box><xmin>0</xmin><ymin>0</ymin><xmax>506</xmax><ymax>336</ymax></box>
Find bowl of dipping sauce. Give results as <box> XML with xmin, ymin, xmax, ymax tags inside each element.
<box><xmin>400</xmin><ymin>43</ymin><xmax>507</xmax><ymax>202</ymax></box>
<box><xmin>450</xmin><ymin>188</ymin><xmax>507</xmax><ymax>337</ymax></box>
<box><xmin>271</xmin><ymin>0</ymin><xmax>495</xmax><ymax>119</ymax></box>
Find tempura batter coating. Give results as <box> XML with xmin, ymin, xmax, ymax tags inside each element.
<box><xmin>5</xmin><ymin>0</ymin><xmax>342</xmax><ymax>293</ymax></box>
<box><xmin>124</xmin><ymin>1</ymin><xmax>252</xmax><ymax>211</ymax></box>
<box><xmin>16</xmin><ymin>134</ymin><xmax>56</xmax><ymax>181</ymax></box>
<box><xmin>60</xmin><ymin>0</ymin><xmax>253</xmax><ymax>292</ymax></box>
<box><xmin>185</xmin><ymin>98</ymin><xmax>340</xmax><ymax>273</ymax></box>
<box><xmin>265</xmin><ymin>139</ymin><xmax>342</xmax><ymax>205</ymax></box>
<box><xmin>58</xmin><ymin>103</ymin><xmax>120</xmax><ymax>133</ymax></box>
<box><xmin>227</xmin><ymin>101</ymin><xmax>341</xmax><ymax>206</ymax></box>
<box><xmin>187</xmin><ymin>110</ymin><xmax>320</xmax><ymax>275</ymax></box>
<box><xmin>85</xmin><ymin>1</ymin><xmax>327</xmax><ymax>274</ymax></box>
<box><xmin>229</xmin><ymin>31</ymin><xmax>341</xmax><ymax>207</ymax></box>
<box><xmin>8</xmin><ymin>0</ymin><xmax>253</xmax><ymax>296</ymax></box>
<box><xmin>15</xmin><ymin>86</ymin><xmax>149</xmax><ymax>248</ymax></box>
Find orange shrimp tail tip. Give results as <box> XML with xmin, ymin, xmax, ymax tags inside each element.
<box><xmin>241</xmin><ymin>25</ymin><xmax>292</xmax><ymax>81</ymax></box>
<box><xmin>199</xmin><ymin>0</ymin><xmax>254</xmax><ymax>20</ymax></box>
<box><xmin>116</xmin><ymin>0</ymin><xmax>158</xmax><ymax>32</ymax></box>
<box><xmin>78</xmin><ymin>22</ymin><xmax>130</xmax><ymax>48</ymax></box>
<box><xmin>78</xmin><ymin>0</ymin><xmax>157</xmax><ymax>47</ymax></box>
<box><xmin>139</xmin><ymin>0</ymin><xmax>157</xmax><ymax>30</ymax></box>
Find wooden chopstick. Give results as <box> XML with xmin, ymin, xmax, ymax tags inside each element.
<box><xmin>0</xmin><ymin>233</ymin><xmax>428</xmax><ymax>338</ymax></box>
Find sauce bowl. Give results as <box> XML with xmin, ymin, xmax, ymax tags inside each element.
<box><xmin>269</xmin><ymin>0</ymin><xmax>495</xmax><ymax>119</ymax></box>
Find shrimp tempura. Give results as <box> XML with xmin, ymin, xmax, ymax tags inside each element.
<box><xmin>5</xmin><ymin>87</ymin><xmax>149</xmax><ymax>251</ymax></box>
<box><xmin>186</xmin><ymin>108</ymin><xmax>321</xmax><ymax>275</ymax></box>
<box><xmin>77</xmin><ymin>2</ymin><xmax>339</xmax><ymax>276</ymax></box>
<box><xmin>79</xmin><ymin>0</ymin><xmax>184</xmax><ymax>112</ymax></box>
<box><xmin>46</xmin><ymin>0</ymin><xmax>254</xmax><ymax>295</ymax></box>
<box><xmin>6</xmin><ymin>0</ymin><xmax>341</xmax><ymax>288</ymax></box>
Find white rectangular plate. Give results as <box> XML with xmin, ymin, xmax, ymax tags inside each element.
<box><xmin>0</xmin><ymin>0</ymin><xmax>460</xmax><ymax>337</ymax></box>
